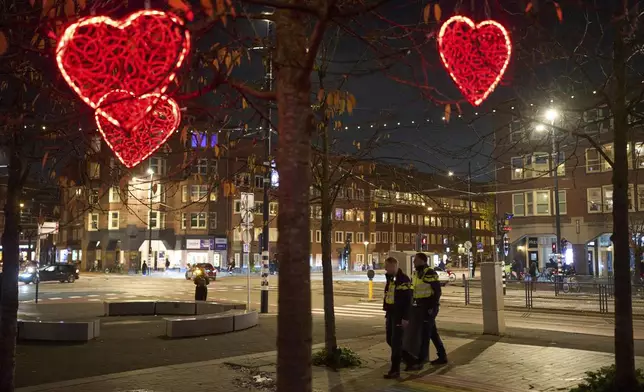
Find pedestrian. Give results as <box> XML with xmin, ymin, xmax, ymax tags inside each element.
<box><xmin>382</xmin><ymin>256</ymin><xmax>412</xmax><ymax>379</ymax></box>
<box><xmin>405</xmin><ymin>252</ymin><xmax>447</xmax><ymax>370</ymax></box>
<box><xmin>142</xmin><ymin>261</ymin><xmax>148</xmax><ymax>276</ymax></box>
<box><xmin>165</xmin><ymin>259</ymin><xmax>170</xmax><ymax>271</ymax></box>
<box><xmin>194</xmin><ymin>268</ymin><xmax>209</xmax><ymax>301</ymax></box>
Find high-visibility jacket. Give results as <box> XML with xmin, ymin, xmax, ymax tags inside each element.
<box><xmin>383</xmin><ymin>268</ymin><xmax>412</xmax><ymax>322</ymax></box>
<box><xmin>412</xmin><ymin>266</ymin><xmax>441</xmax><ymax>308</ymax></box>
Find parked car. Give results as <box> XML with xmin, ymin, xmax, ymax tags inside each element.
<box><xmin>18</xmin><ymin>263</ymin><xmax>79</xmax><ymax>284</ymax></box>
<box><xmin>185</xmin><ymin>263</ymin><xmax>217</xmax><ymax>281</ymax></box>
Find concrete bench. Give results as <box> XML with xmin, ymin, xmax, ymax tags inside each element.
<box><xmin>18</xmin><ymin>319</ymin><xmax>100</xmax><ymax>342</ymax></box>
<box><xmin>164</xmin><ymin>310</ymin><xmax>258</xmax><ymax>338</ymax></box>
<box><xmin>156</xmin><ymin>301</ymin><xmax>196</xmax><ymax>315</ymax></box>
<box><xmin>104</xmin><ymin>301</ymin><xmax>156</xmax><ymax>316</ymax></box>
<box><xmin>195</xmin><ymin>301</ymin><xmax>246</xmax><ymax>315</ymax></box>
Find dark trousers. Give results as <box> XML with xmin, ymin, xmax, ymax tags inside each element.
<box><xmin>385</xmin><ymin>313</ymin><xmax>404</xmax><ymax>372</ymax></box>
<box><xmin>195</xmin><ymin>285</ymin><xmax>208</xmax><ymax>301</ymax></box>
<box><xmin>418</xmin><ymin>307</ymin><xmax>447</xmax><ymax>363</ymax></box>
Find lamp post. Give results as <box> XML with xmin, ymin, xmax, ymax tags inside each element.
<box><xmin>363</xmin><ymin>241</ymin><xmax>370</xmax><ymax>269</ymax></box>
<box><xmin>538</xmin><ymin>109</ymin><xmax>562</xmax><ymax>261</ymax></box>
<box><xmin>147</xmin><ymin>167</ymin><xmax>154</xmax><ymax>273</ymax></box>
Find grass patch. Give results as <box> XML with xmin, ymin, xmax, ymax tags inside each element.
<box><xmin>570</xmin><ymin>366</ymin><xmax>644</xmax><ymax>392</ymax></box>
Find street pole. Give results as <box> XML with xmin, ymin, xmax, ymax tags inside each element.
<box><xmin>147</xmin><ymin>170</ymin><xmax>154</xmax><ymax>274</ymax></box>
<box><xmin>552</xmin><ymin>124</ymin><xmax>562</xmax><ymax>258</ymax></box>
<box><xmin>468</xmin><ymin>162</ymin><xmax>474</xmax><ymax>278</ymax></box>
<box><xmin>260</xmin><ymin>19</ymin><xmax>273</xmax><ymax>314</ymax></box>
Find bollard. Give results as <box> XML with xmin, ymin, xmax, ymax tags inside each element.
<box><xmin>462</xmin><ymin>274</ymin><xmax>470</xmax><ymax>305</ymax></box>
<box><xmin>367</xmin><ymin>269</ymin><xmax>375</xmax><ymax>301</ymax></box>
<box><xmin>524</xmin><ymin>280</ymin><xmax>533</xmax><ymax>309</ymax></box>
<box><xmin>502</xmin><ymin>271</ymin><xmax>507</xmax><ymax>295</ymax></box>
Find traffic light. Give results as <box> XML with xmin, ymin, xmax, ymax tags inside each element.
<box><xmin>421</xmin><ymin>234</ymin><xmax>428</xmax><ymax>251</ymax></box>
<box><xmin>503</xmin><ymin>234</ymin><xmax>510</xmax><ymax>257</ymax></box>
<box><xmin>551</xmin><ymin>242</ymin><xmax>557</xmax><ymax>254</ymax></box>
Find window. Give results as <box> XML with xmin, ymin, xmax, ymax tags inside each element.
<box><xmin>346</xmin><ymin>232</ymin><xmax>354</xmax><ymax>243</ymax></box>
<box><xmin>148</xmin><ymin>211</ymin><xmax>166</xmax><ymax>229</ymax></box>
<box><xmin>628</xmin><ymin>185</ymin><xmax>635</xmax><ymax>212</ymax></box>
<box><xmin>181</xmin><ymin>213</ymin><xmax>187</xmax><ymax>229</ymax></box>
<box><xmin>382</xmin><ymin>232</ymin><xmax>389</xmax><ymax>243</ymax></box>
<box><xmin>425</xmin><ymin>216</ymin><xmax>431</xmax><ymax>226</ymax></box>
<box><xmin>603</xmin><ymin>185</ymin><xmax>613</xmax><ymax>212</ymax></box>
<box><xmin>109</xmin><ymin>187</ymin><xmax>120</xmax><ymax>203</ymax></box>
<box><xmin>404</xmin><ymin>214</ymin><xmax>410</xmax><ymax>224</ymax></box>
<box><xmin>311</xmin><ymin>205</ymin><xmax>322</xmax><ymax>219</ymax></box>
<box><xmin>602</xmin><ymin>144</ymin><xmax>614</xmax><ymax>171</ymax></box>
<box><xmin>335</xmin><ymin>231</ymin><xmax>344</xmax><ymax>243</ymax></box>
<box><xmin>370</xmin><ymin>211</ymin><xmax>376</xmax><ymax>223</ymax></box>
<box><xmin>397</xmin><ymin>213</ymin><xmax>403</xmax><ymax>224</ymax></box>
<box><xmin>234</xmin><ymin>200</ymin><xmax>241</xmax><ymax>213</ymax></box>
<box><xmin>356</xmin><ymin>210</ymin><xmax>365</xmax><ymax>222</ymax></box>
<box><xmin>638</xmin><ymin>185</ymin><xmax>644</xmax><ymax>211</ymax></box>
<box><xmin>255</xmin><ymin>201</ymin><xmax>264</xmax><ymax>215</ymax></box>
<box><xmin>512</xmin><ymin>194</ymin><xmax>525</xmax><ymax>216</ymax></box>
<box><xmin>356</xmin><ymin>189</ymin><xmax>365</xmax><ymax>201</ymax></box>
<box><xmin>269</xmin><ymin>202</ymin><xmax>278</xmax><ymax>216</ymax></box>
<box><xmin>108</xmin><ymin>211</ymin><xmax>119</xmax><ymax>230</ymax></box>
<box><xmin>587</xmin><ymin>187</ymin><xmax>602</xmax><ymax>213</ymax></box>
<box><xmin>193</xmin><ymin>159</ymin><xmax>208</xmax><ymax>175</ymax></box>
<box><xmin>557</xmin><ymin>191</ymin><xmax>567</xmax><ymax>215</ymax></box>
<box><xmin>356</xmin><ymin>254</ymin><xmax>365</xmax><ymax>263</ymax></box>
<box><xmin>370</xmin><ymin>232</ymin><xmax>376</xmax><ymax>244</ymax></box>
<box><xmin>554</xmin><ymin>152</ymin><xmax>565</xmax><ymax>176</ymax></box>
<box><xmin>235</xmin><ymin>173</ymin><xmax>251</xmax><ymax>187</ymax></box>
<box><xmin>89</xmin><ymin>189</ymin><xmax>99</xmax><ymax>205</ymax></box>
<box><xmin>190</xmin><ymin>212</ymin><xmax>207</xmax><ymax>229</ymax></box>
<box><xmin>345</xmin><ymin>209</ymin><xmax>355</xmax><ymax>221</ymax></box>
<box><xmin>404</xmin><ymin>233</ymin><xmax>410</xmax><ymax>244</ymax></box>
<box><xmin>411</xmin><ymin>214</ymin><xmax>416</xmax><ymax>225</ymax></box>
<box><xmin>88</xmin><ymin>213</ymin><xmax>98</xmax><ymax>231</ymax></box>
<box><xmin>209</xmin><ymin>212</ymin><xmax>218</xmax><ymax>229</ymax></box>
<box><xmin>535</xmin><ymin>191</ymin><xmax>550</xmax><ymax>215</ymax></box>
<box><xmin>585</xmin><ymin>148</ymin><xmax>601</xmax><ymax>173</ymax></box>
<box><xmin>636</xmin><ymin>143</ymin><xmax>644</xmax><ymax>168</ymax></box>
<box><xmin>150</xmin><ymin>183</ymin><xmax>165</xmax><ymax>203</ymax></box>
<box><xmin>90</xmin><ymin>135</ymin><xmax>101</xmax><ymax>153</ymax></box>
<box><xmin>210</xmin><ymin>187</ymin><xmax>217</xmax><ymax>201</ymax></box>
<box><xmin>190</xmin><ymin>185</ymin><xmax>208</xmax><ymax>202</ymax></box>
<box><xmin>532</xmin><ymin>153</ymin><xmax>549</xmax><ymax>178</ymax></box>
<box><xmin>335</xmin><ymin>208</ymin><xmax>344</xmax><ymax>220</ymax></box>
<box><xmin>397</xmin><ymin>232</ymin><xmax>403</xmax><ymax>244</ymax></box>
<box><xmin>315</xmin><ymin>230</ymin><xmax>321</xmax><ymax>243</ymax></box>
<box><xmin>88</xmin><ymin>162</ymin><xmax>100</xmax><ymax>179</ymax></box>
<box><xmin>525</xmin><ymin>192</ymin><xmax>534</xmax><ymax>215</ymax></box>
<box><xmin>191</xmin><ymin>131</ymin><xmax>218</xmax><ymax>148</ymax></box>
<box><xmin>511</xmin><ymin>157</ymin><xmax>524</xmax><ymax>180</ymax></box>
<box><xmin>356</xmin><ymin>232</ymin><xmax>365</xmax><ymax>243</ymax></box>
<box><xmin>149</xmin><ymin>157</ymin><xmax>166</xmax><ymax>175</ymax></box>
<box><xmin>509</xmin><ymin>118</ymin><xmax>523</xmax><ymax>143</ymax></box>
<box><xmin>255</xmin><ymin>175</ymin><xmax>264</xmax><ymax>189</ymax></box>
<box><xmin>381</xmin><ymin>212</ymin><xmax>389</xmax><ymax>223</ymax></box>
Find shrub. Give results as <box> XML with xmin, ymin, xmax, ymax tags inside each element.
<box><xmin>570</xmin><ymin>366</ymin><xmax>644</xmax><ymax>392</ymax></box>
<box><xmin>312</xmin><ymin>347</ymin><xmax>362</xmax><ymax>369</ymax></box>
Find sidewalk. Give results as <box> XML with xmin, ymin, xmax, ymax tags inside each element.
<box><xmin>17</xmin><ymin>333</ymin><xmax>644</xmax><ymax>392</ymax></box>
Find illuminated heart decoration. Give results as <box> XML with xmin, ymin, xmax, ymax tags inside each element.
<box><xmin>56</xmin><ymin>10</ymin><xmax>190</xmax><ymax>123</ymax></box>
<box><xmin>95</xmin><ymin>90</ymin><xmax>180</xmax><ymax>168</ymax></box>
<box><xmin>438</xmin><ymin>15</ymin><xmax>511</xmax><ymax>106</ymax></box>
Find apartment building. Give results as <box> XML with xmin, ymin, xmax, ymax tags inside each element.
<box><xmin>494</xmin><ymin>96</ymin><xmax>644</xmax><ymax>276</ymax></box>
<box><xmin>54</xmin><ymin>131</ymin><xmax>494</xmax><ymax>271</ymax></box>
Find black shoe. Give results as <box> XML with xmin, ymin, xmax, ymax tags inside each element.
<box><xmin>383</xmin><ymin>371</ymin><xmax>400</xmax><ymax>379</ymax></box>
<box><xmin>430</xmin><ymin>358</ymin><xmax>448</xmax><ymax>365</ymax></box>
<box><xmin>405</xmin><ymin>363</ymin><xmax>423</xmax><ymax>371</ymax></box>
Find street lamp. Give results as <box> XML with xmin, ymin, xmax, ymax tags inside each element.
<box><xmin>540</xmin><ymin>109</ymin><xmax>562</xmax><ymax>261</ymax></box>
<box><xmin>448</xmin><ymin>171</ymin><xmax>454</xmax><ymax>177</ymax></box>
<box><xmin>147</xmin><ymin>168</ymin><xmax>155</xmax><ymax>273</ymax></box>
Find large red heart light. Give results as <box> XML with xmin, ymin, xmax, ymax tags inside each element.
<box><xmin>95</xmin><ymin>90</ymin><xmax>180</xmax><ymax>168</ymax></box>
<box><xmin>56</xmin><ymin>10</ymin><xmax>190</xmax><ymax>123</ymax></box>
<box><xmin>438</xmin><ymin>15</ymin><xmax>511</xmax><ymax>106</ymax></box>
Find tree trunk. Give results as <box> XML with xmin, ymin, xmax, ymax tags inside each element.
<box><xmin>0</xmin><ymin>148</ymin><xmax>25</xmax><ymax>392</ymax></box>
<box><xmin>612</xmin><ymin>10</ymin><xmax>637</xmax><ymax>388</ymax></box>
<box><xmin>275</xmin><ymin>9</ymin><xmax>313</xmax><ymax>392</ymax></box>
<box><xmin>320</xmin><ymin>124</ymin><xmax>338</xmax><ymax>363</ymax></box>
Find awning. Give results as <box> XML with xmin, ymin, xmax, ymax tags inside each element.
<box><xmin>106</xmin><ymin>240</ymin><xmax>120</xmax><ymax>251</ymax></box>
<box><xmin>138</xmin><ymin>240</ymin><xmax>171</xmax><ymax>253</ymax></box>
<box><xmin>86</xmin><ymin>241</ymin><xmax>100</xmax><ymax>250</ymax></box>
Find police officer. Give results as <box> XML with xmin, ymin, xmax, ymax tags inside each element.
<box><xmin>383</xmin><ymin>256</ymin><xmax>412</xmax><ymax>379</ymax></box>
<box><xmin>406</xmin><ymin>253</ymin><xmax>447</xmax><ymax>371</ymax></box>
<box><xmin>193</xmin><ymin>268</ymin><xmax>210</xmax><ymax>301</ymax></box>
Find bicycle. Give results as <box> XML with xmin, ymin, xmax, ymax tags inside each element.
<box><xmin>561</xmin><ymin>275</ymin><xmax>581</xmax><ymax>293</ymax></box>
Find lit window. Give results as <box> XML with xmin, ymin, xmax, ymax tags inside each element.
<box><xmin>88</xmin><ymin>213</ymin><xmax>99</xmax><ymax>231</ymax></box>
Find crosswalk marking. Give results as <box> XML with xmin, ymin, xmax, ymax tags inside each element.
<box><xmin>311</xmin><ymin>302</ymin><xmax>384</xmax><ymax>319</ymax></box>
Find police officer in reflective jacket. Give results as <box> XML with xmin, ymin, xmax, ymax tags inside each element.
<box><xmin>406</xmin><ymin>252</ymin><xmax>447</xmax><ymax>371</ymax></box>
<box><xmin>382</xmin><ymin>256</ymin><xmax>412</xmax><ymax>379</ymax></box>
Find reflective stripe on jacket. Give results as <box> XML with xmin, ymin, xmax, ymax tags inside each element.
<box><xmin>385</xmin><ymin>277</ymin><xmax>411</xmax><ymax>304</ymax></box>
<box><xmin>412</xmin><ymin>266</ymin><xmax>438</xmax><ymax>299</ymax></box>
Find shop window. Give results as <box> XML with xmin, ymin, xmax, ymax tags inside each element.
<box><xmin>334</xmin><ymin>231</ymin><xmax>344</xmax><ymax>243</ymax></box>
<box><xmin>190</xmin><ymin>212</ymin><xmax>207</xmax><ymax>229</ymax></box>
<box><xmin>108</xmin><ymin>211</ymin><xmax>119</xmax><ymax>230</ymax></box>
<box><xmin>88</xmin><ymin>213</ymin><xmax>98</xmax><ymax>231</ymax></box>
<box><xmin>587</xmin><ymin>187</ymin><xmax>602</xmax><ymax>213</ymax></box>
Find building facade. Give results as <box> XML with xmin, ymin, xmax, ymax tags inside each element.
<box><xmin>494</xmin><ymin>100</ymin><xmax>644</xmax><ymax>276</ymax></box>
<box><xmin>54</xmin><ymin>132</ymin><xmax>494</xmax><ymax>272</ymax></box>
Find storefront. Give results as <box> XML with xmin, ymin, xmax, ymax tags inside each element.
<box><xmin>587</xmin><ymin>234</ymin><xmax>612</xmax><ymax>277</ymax></box>
<box><xmin>138</xmin><ymin>239</ymin><xmax>173</xmax><ymax>270</ymax></box>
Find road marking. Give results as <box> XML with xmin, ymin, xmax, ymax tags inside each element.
<box><xmin>48</xmin><ymin>297</ymin><xmax>62</xmax><ymax>300</ymax></box>
<box><xmin>87</xmin><ymin>295</ymin><xmax>99</xmax><ymax>297</ymax></box>
<box><xmin>88</xmin><ymin>299</ymin><xmax>101</xmax><ymax>302</ymax></box>
<box><xmin>311</xmin><ymin>309</ymin><xmax>374</xmax><ymax>318</ymax></box>
<box><xmin>69</xmin><ymin>296</ymin><xmax>81</xmax><ymax>299</ymax></box>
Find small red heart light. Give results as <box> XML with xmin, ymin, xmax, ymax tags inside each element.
<box><xmin>56</xmin><ymin>10</ymin><xmax>190</xmax><ymax>124</ymax></box>
<box><xmin>438</xmin><ymin>15</ymin><xmax>512</xmax><ymax>106</ymax></box>
<box><xmin>95</xmin><ymin>90</ymin><xmax>181</xmax><ymax>168</ymax></box>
